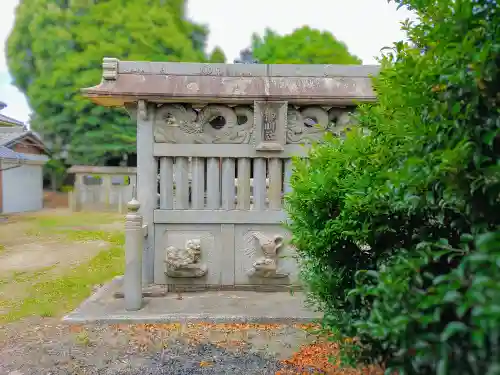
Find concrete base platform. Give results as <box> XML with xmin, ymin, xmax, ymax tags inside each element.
<box><xmin>62</xmin><ymin>276</ymin><xmax>322</xmax><ymax>324</ymax></box>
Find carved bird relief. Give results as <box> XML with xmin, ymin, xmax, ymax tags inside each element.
<box><xmin>247</xmin><ymin>232</ymin><xmax>288</xmax><ymax>279</ymax></box>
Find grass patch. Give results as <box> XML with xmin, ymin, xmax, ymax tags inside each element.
<box><xmin>1</xmin><ymin>266</ymin><xmax>57</xmax><ymax>284</ymax></box>
<box><xmin>34</xmin><ymin>212</ymin><xmax>121</xmax><ymax>229</ymax></box>
<box><xmin>0</xmin><ymin>210</ymin><xmax>125</xmax><ymax>323</ymax></box>
<box><xmin>0</xmin><ymin>233</ymin><xmax>124</xmax><ymax>323</ymax></box>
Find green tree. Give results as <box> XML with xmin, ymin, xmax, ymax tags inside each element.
<box><xmin>208</xmin><ymin>46</ymin><xmax>226</xmax><ymax>63</ymax></box>
<box><xmin>245</xmin><ymin>26</ymin><xmax>362</xmax><ymax>64</ymax></box>
<box><xmin>7</xmin><ymin>0</ymin><xmax>210</xmax><ymax>166</ymax></box>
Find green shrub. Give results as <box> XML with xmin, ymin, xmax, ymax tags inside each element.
<box><xmin>60</xmin><ymin>185</ymin><xmax>74</xmax><ymax>193</ymax></box>
<box><xmin>286</xmin><ymin>0</ymin><xmax>500</xmax><ymax>373</ymax></box>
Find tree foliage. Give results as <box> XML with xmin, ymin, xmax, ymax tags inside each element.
<box><xmin>287</xmin><ymin>0</ymin><xmax>500</xmax><ymax>373</ymax></box>
<box><xmin>7</xmin><ymin>0</ymin><xmax>209</xmax><ymax>166</ymax></box>
<box><xmin>208</xmin><ymin>46</ymin><xmax>226</xmax><ymax>63</ymax></box>
<box><xmin>248</xmin><ymin>26</ymin><xmax>362</xmax><ymax>64</ymax></box>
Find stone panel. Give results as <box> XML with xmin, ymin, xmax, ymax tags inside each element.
<box><xmin>153</xmin><ymin>104</ymin><xmax>254</xmax><ymax>144</ymax></box>
<box><xmin>82</xmin><ymin>59</ymin><xmax>379</xmax><ymax>107</ymax></box>
<box><xmin>268</xmin><ymin>77</ymin><xmax>374</xmax><ymax>99</ymax></box>
<box><xmin>111</xmin><ymin>75</ymin><xmax>267</xmax><ymax>100</ymax></box>
<box><xmin>234</xmin><ymin>225</ymin><xmax>299</xmax><ymax>286</ymax></box>
<box><xmin>254</xmin><ymin>101</ymin><xmax>287</xmax><ymax>151</ymax></box>
<box><xmin>119</xmin><ymin>61</ymin><xmax>268</xmax><ymax>77</ymax></box>
<box><xmin>267</xmin><ymin>63</ymin><xmax>379</xmax><ymax>78</ymax></box>
<box><xmin>154</xmin><ymin>224</ymin><xmax>226</xmax><ymax>285</ymax></box>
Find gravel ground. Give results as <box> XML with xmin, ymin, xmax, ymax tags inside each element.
<box><xmin>0</xmin><ymin>318</ymin><xmax>323</xmax><ymax>375</ymax></box>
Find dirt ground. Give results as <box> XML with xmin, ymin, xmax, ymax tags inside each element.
<box><xmin>43</xmin><ymin>191</ymin><xmax>69</xmax><ymax>209</ymax></box>
<box><xmin>0</xmin><ymin>318</ymin><xmax>329</xmax><ymax>375</ymax></box>
<box><xmin>0</xmin><ymin>209</ymin><xmax>381</xmax><ymax>374</ymax></box>
<box><xmin>0</xmin><ymin>208</ymin><xmax>121</xmax><ymax>275</ymax></box>
<box><xmin>0</xmin><ymin>208</ymin><xmax>124</xmax><ymax>314</ymax></box>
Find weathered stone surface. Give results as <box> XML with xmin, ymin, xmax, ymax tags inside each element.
<box><xmin>268</xmin><ymin>63</ymin><xmax>379</xmax><ymax>77</ymax></box>
<box><xmin>68</xmin><ymin>165</ymin><xmax>137</xmax><ymax>213</ymax></box>
<box><xmin>118</xmin><ymin>61</ymin><xmax>269</xmax><ymax>77</ymax></box>
<box><xmin>153</xmin><ymin>104</ymin><xmax>254</xmax><ymax>144</ymax></box>
<box><xmin>156</xmin><ymin>226</ymin><xmax>223</xmax><ymax>285</ymax></box>
<box><xmin>286</xmin><ymin>105</ymin><xmax>356</xmax><ymax>144</ymax></box>
<box><xmin>235</xmin><ymin>225</ymin><xmax>299</xmax><ymax>286</ymax></box>
<box><xmin>246</xmin><ymin>232</ymin><xmax>288</xmax><ymax>279</ymax></box>
<box><xmin>82</xmin><ymin>59</ymin><xmax>378</xmax><ymax>107</ymax></box>
<box><xmin>164</xmin><ymin>238</ymin><xmax>208</xmax><ymax>278</ymax></box>
<box><xmin>124</xmin><ymin>192</ymin><xmax>143</xmax><ymax>311</ymax></box>
<box><xmin>62</xmin><ymin>276</ymin><xmax>321</xmax><ymax>324</ymax></box>
<box><xmin>254</xmin><ymin>101</ymin><xmax>287</xmax><ymax>151</ymax></box>
<box><xmin>81</xmin><ymin>59</ymin><xmax>377</xmax><ymax>302</ymax></box>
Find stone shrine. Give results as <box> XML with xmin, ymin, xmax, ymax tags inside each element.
<box><xmin>82</xmin><ymin>59</ymin><xmax>378</xmax><ymax>299</ymax></box>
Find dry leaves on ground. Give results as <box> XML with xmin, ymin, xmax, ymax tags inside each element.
<box><xmin>69</xmin><ymin>323</ymin><xmax>385</xmax><ymax>374</ymax></box>
<box><xmin>279</xmin><ymin>341</ymin><xmax>385</xmax><ymax>375</ymax></box>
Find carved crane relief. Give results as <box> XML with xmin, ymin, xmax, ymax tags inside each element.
<box><xmin>247</xmin><ymin>232</ymin><xmax>289</xmax><ymax>279</ymax></box>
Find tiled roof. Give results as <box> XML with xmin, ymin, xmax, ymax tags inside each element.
<box><xmin>0</xmin><ymin>129</ymin><xmax>46</xmax><ymax>151</ymax></box>
<box><xmin>0</xmin><ymin>113</ymin><xmax>25</xmax><ymax>127</ymax></box>
<box><xmin>0</xmin><ymin>130</ymin><xmax>28</xmax><ymax>147</ymax></box>
<box><xmin>0</xmin><ymin>145</ymin><xmax>48</xmax><ymax>163</ymax></box>
<box><xmin>0</xmin><ymin>145</ymin><xmax>26</xmax><ymax>161</ymax></box>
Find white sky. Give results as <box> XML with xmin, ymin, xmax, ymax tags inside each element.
<box><xmin>0</xmin><ymin>0</ymin><xmax>414</xmax><ymax>124</ymax></box>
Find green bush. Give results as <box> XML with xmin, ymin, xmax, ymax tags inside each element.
<box><xmin>286</xmin><ymin>0</ymin><xmax>500</xmax><ymax>373</ymax></box>
<box><xmin>60</xmin><ymin>185</ymin><xmax>74</xmax><ymax>193</ymax></box>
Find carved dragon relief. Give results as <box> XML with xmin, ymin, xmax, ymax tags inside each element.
<box><xmin>154</xmin><ymin>104</ymin><xmax>254</xmax><ymax>144</ymax></box>
<box><xmin>286</xmin><ymin>106</ymin><xmax>357</xmax><ymax>144</ymax></box>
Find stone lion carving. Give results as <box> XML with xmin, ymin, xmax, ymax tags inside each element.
<box><xmin>248</xmin><ymin>232</ymin><xmax>288</xmax><ymax>279</ymax></box>
<box><xmin>154</xmin><ymin>104</ymin><xmax>254</xmax><ymax>144</ymax></box>
<box><xmin>164</xmin><ymin>239</ymin><xmax>208</xmax><ymax>278</ymax></box>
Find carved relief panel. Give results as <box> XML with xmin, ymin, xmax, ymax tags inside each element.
<box><xmin>286</xmin><ymin>106</ymin><xmax>357</xmax><ymax>144</ymax></box>
<box><xmin>153</xmin><ymin>104</ymin><xmax>254</xmax><ymax>144</ymax></box>
<box><xmin>246</xmin><ymin>232</ymin><xmax>288</xmax><ymax>279</ymax></box>
<box><xmin>153</xmin><ymin>102</ymin><xmax>356</xmax><ymax>146</ymax></box>
<box><xmin>164</xmin><ymin>238</ymin><xmax>208</xmax><ymax>278</ymax></box>
<box><xmin>235</xmin><ymin>226</ymin><xmax>299</xmax><ymax>285</ymax></box>
<box><xmin>156</xmin><ymin>227</ymin><xmax>222</xmax><ymax>284</ymax></box>
<box><xmin>253</xmin><ymin>101</ymin><xmax>287</xmax><ymax>151</ymax></box>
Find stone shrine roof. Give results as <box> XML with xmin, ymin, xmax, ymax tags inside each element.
<box><xmin>82</xmin><ymin>58</ymin><xmax>379</xmax><ymax>107</ymax></box>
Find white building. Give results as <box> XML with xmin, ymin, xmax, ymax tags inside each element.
<box><xmin>0</xmin><ymin>102</ymin><xmax>48</xmax><ymax>214</ymax></box>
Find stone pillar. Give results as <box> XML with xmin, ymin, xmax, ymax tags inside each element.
<box><xmin>103</xmin><ymin>175</ymin><xmax>111</xmax><ymax>208</ymax></box>
<box><xmin>124</xmin><ymin>186</ymin><xmax>143</xmax><ymax>311</ymax></box>
<box><xmin>68</xmin><ymin>190</ymin><xmax>75</xmax><ymax>212</ymax></box>
<box><xmin>136</xmin><ymin>100</ymin><xmax>156</xmax><ymax>285</ymax></box>
<box><xmin>73</xmin><ymin>174</ymin><xmax>83</xmax><ymax>211</ymax></box>
<box><xmin>118</xmin><ymin>189</ymin><xmax>124</xmax><ymax>214</ymax></box>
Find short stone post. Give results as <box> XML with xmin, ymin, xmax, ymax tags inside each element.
<box><xmin>73</xmin><ymin>174</ymin><xmax>83</xmax><ymax>212</ymax></box>
<box><xmin>118</xmin><ymin>189</ymin><xmax>124</xmax><ymax>214</ymax></box>
<box><xmin>68</xmin><ymin>190</ymin><xmax>75</xmax><ymax>212</ymax></box>
<box><xmin>124</xmin><ymin>185</ymin><xmax>143</xmax><ymax>311</ymax></box>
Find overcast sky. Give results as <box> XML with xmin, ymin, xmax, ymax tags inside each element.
<box><xmin>0</xmin><ymin>0</ymin><xmax>414</xmax><ymax>124</ymax></box>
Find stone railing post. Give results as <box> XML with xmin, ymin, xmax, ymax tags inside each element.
<box><xmin>124</xmin><ymin>185</ymin><xmax>143</xmax><ymax>311</ymax></box>
<box><xmin>73</xmin><ymin>174</ymin><xmax>83</xmax><ymax>211</ymax></box>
